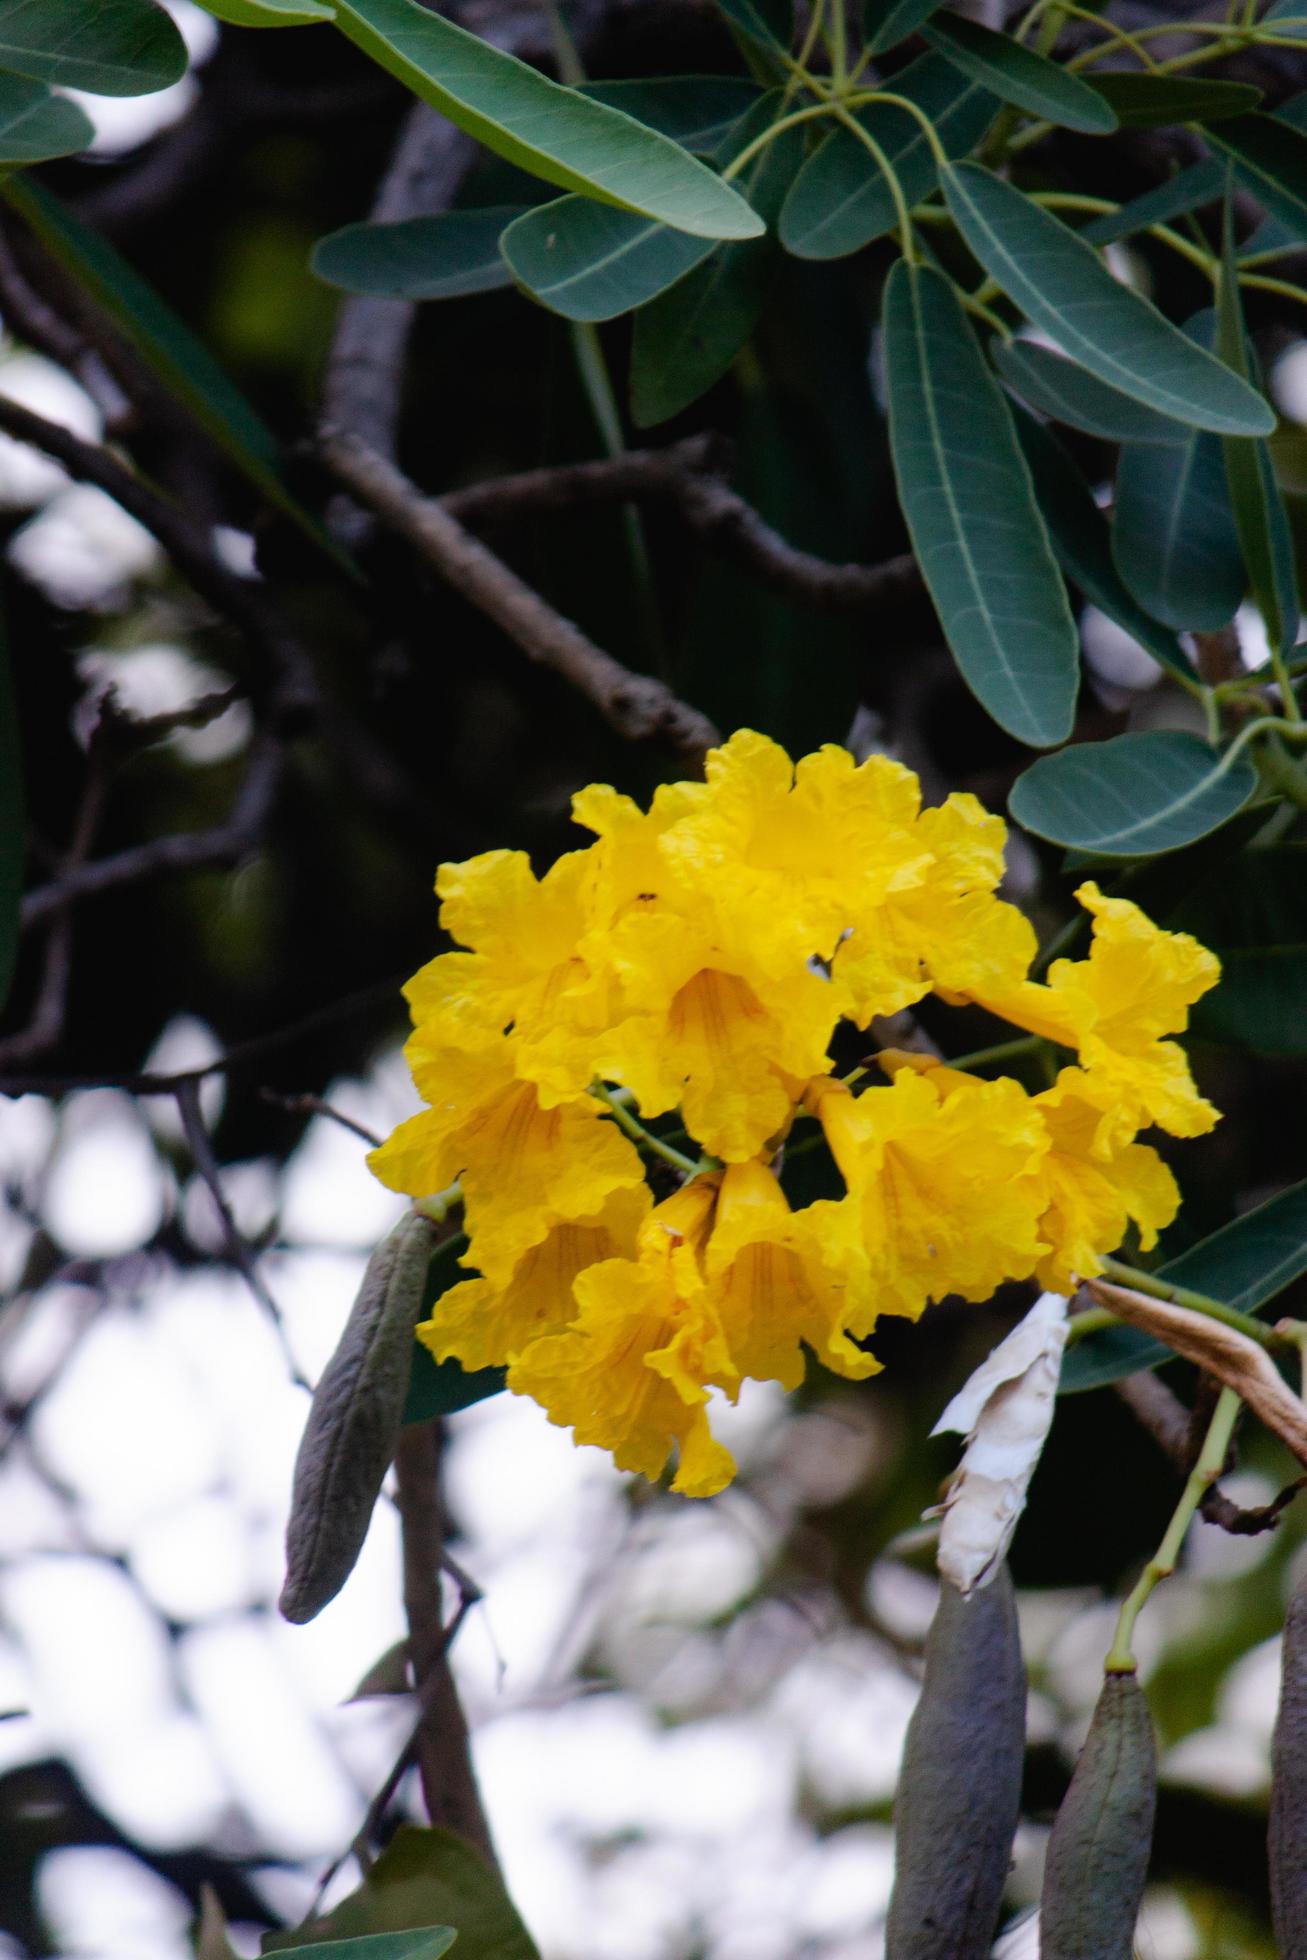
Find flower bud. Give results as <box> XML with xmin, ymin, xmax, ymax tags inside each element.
<box><xmin>1040</xmin><ymin>1671</ymin><xmax>1157</xmax><ymax>1958</ymax></box>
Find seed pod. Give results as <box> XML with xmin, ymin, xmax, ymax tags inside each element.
<box><xmin>1040</xmin><ymin>1670</ymin><xmax>1157</xmax><ymax>1959</ymax></box>
<box><xmin>1271</xmin><ymin>1572</ymin><xmax>1307</xmax><ymax>1948</ymax></box>
<box><xmin>886</xmin><ymin>1563</ymin><xmax>1026</xmax><ymax>1958</ymax></box>
<box><xmin>280</xmin><ymin>1210</ymin><xmax>439</xmax><ymax>1624</ymax></box>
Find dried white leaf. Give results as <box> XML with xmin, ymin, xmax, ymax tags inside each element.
<box><xmin>932</xmin><ymin>1292</ymin><xmax>1069</xmax><ymax>1595</ymax></box>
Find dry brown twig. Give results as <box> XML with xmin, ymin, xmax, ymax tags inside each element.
<box><xmin>1088</xmin><ymin>1278</ymin><xmax>1307</xmax><ymax>1467</ymax></box>
<box><xmin>1114</xmin><ymin>1368</ymin><xmax>1307</xmax><ymax>1534</ymax></box>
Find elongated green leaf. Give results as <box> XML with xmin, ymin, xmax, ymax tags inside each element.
<box><xmin>0</xmin><ymin>602</ymin><xmax>20</xmax><ymax>1015</ymax></box>
<box><xmin>863</xmin><ymin>0</ymin><xmax>946</xmax><ymax>56</ymax></box>
<box><xmin>1080</xmin><ymin>157</ymin><xmax>1224</xmax><ymax>247</ymax></box>
<box><xmin>332</xmin><ymin>0</ymin><xmax>763</xmax><ymax>239</ymax></box>
<box><xmin>780</xmin><ymin>55</ymin><xmax>996</xmax><ymax>259</ymax></box>
<box><xmin>994</xmin><ymin>338</ymin><xmax>1181</xmax><ymax>444</ymax></box>
<box><xmin>1218</xmin><ymin>211</ymin><xmax>1299</xmax><ymax>656</ymax></box>
<box><xmin>580</xmin><ymin>75</ymin><xmax>761</xmax><ymax>154</ymax></box>
<box><xmin>0</xmin><ymin>0</ymin><xmax>187</xmax><ymax>95</ymax></box>
<box><xmin>921</xmin><ymin>14</ymin><xmax>1117</xmax><ymax>133</ymax></box>
<box><xmin>1084</xmin><ymin>73</ymin><xmax>1261</xmax><ymax>125</ymax></box>
<box><xmin>1263</xmin><ymin>0</ymin><xmax>1307</xmax><ymax>34</ymax></box>
<box><xmin>0</xmin><ymin>74</ymin><xmax>94</xmax><ymax>162</ymax></box>
<box><xmin>1210</xmin><ymin>112</ymin><xmax>1307</xmax><ymax>243</ymax></box>
<box><xmin>1062</xmin><ymin>1175</ymin><xmax>1307</xmax><ymax>1391</ymax></box>
<box><xmin>1010</xmin><ymin>730</ymin><xmax>1258</xmax><ymax>855</ymax></box>
<box><xmin>1111</xmin><ymin>313</ymin><xmax>1246</xmax><ymax>630</ymax></box>
<box><xmin>1011</xmin><ymin>410</ymin><xmax>1194</xmax><ymax>682</ymax></box>
<box><xmin>713</xmin><ymin>0</ymin><xmax>793</xmax><ymax>51</ymax></box>
<box><xmin>501</xmin><ymin>197</ymin><xmax>716</xmax><ymax>321</ymax></box>
<box><xmin>1</xmin><ymin>178</ymin><xmax>347</xmax><ymax>570</ymax></box>
<box><xmin>883</xmin><ymin>260</ymin><xmax>1078</xmax><ymax>747</ymax></box>
<box><xmin>629</xmin><ymin>106</ymin><xmax>803</xmax><ymax>425</ymax></box>
<box><xmin>942</xmin><ymin>163</ymin><xmax>1275</xmax><ymax>435</ymax></box>
<box><xmin>312</xmin><ymin>208</ymin><xmax>522</xmax><ymax>299</ymax></box>
<box><xmin>271</xmin><ymin>1933</ymin><xmax>457</xmax><ymax>1960</ymax></box>
<box><xmin>1170</xmin><ymin>847</ymin><xmax>1307</xmax><ymax>1054</ymax></box>
<box><xmin>198</xmin><ymin>0</ymin><xmax>333</xmax><ymax>21</ymax></box>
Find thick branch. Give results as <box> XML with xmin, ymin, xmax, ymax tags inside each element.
<box><xmin>320</xmin><ymin>425</ymin><xmax>721</xmax><ymax>761</ymax></box>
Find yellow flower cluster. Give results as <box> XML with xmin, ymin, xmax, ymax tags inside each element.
<box><xmin>369</xmin><ymin>731</ymin><xmax>1219</xmax><ymax>1497</ymax></box>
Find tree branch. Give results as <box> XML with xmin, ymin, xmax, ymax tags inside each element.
<box><xmin>320</xmin><ymin>424</ymin><xmax>721</xmax><ymax>762</ymax></box>
<box><xmin>1115</xmin><ymin>1368</ymin><xmax>1307</xmax><ymax>1536</ymax></box>
<box><xmin>444</xmin><ymin>437</ymin><xmax>924</xmax><ymax>614</ymax></box>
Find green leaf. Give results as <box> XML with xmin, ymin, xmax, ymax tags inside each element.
<box><xmin>1080</xmin><ymin>157</ymin><xmax>1225</xmax><ymax>247</ymax></box>
<box><xmin>1217</xmin><ymin>204</ymin><xmax>1299</xmax><ymax>656</ymax></box>
<box><xmin>920</xmin><ymin>14</ymin><xmax>1117</xmax><ymax>134</ymax></box>
<box><xmin>779</xmin><ymin>54</ymin><xmax>997</xmax><ymax>259</ymax></box>
<box><xmin>403</xmin><ymin>1245</ymin><xmax>504</xmax><ymax>1424</ymax></box>
<box><xmin>263</xmin><ymin>1826</ymin><xmax>539</xmax><ymax>1959</ymax></box>
<box><xmin>2</xmin><ymin>178</ymin><xmax>349</xmax><ymax>572</ymax></box>
<box><xmin>1262</xmin><ymin>0</ymin><xmax>1307</xmax><ymax>33</ymax></box>
<box><xmin>267</xmin><ymin>1933</ymin><xmax>457</xmax><ymax>1959</ymax></box>
<box><xmin>312</xmin><ymin>209</ymin><xmax>523</xmax><ymax>299</ymax></box>
<box><xmin>1170</xmin><ymin>846</ymin><xmax>1307</xmax><ymax>1055</ymax></box>
<box><xmin>629</xmin><ymin>100</ymin><xmax>804</xmax><ymax>425</ymax></box>
<box><xmin>712</xmin><ymin>0</ymin><xmax>793</xmax><ymax>52</ymax></box>
<box><xmin>0</xmin><ymin>544</ymin><xmax>20</xmax><ymax>1016</ymax></box>
<box><xmin>500</xmin><ymin>198</ymin><xmax>716</xmax><ymax>321</ymax></box>
<box><xmin>993</xmin><ymin>338</ymin><xmax>1182</xmax><ymax>444</ymax></box>
<box><xmin>1062</xmin><ymin>1176</ymin><xmax>1307</xmax><ymax>1392</ymax></box>
<box><xmin>1083</xmin><ymin>73</ymin><xmax>1261</xmax><ymax>125</ymax></box>
<box><xmin>197</xmin><ymin>0</ymin><xmax>335</xmax><ymax>22</ymax></box>
<box><xmin>0</xmin><ymin>74</ymin><xmax>94</xmax><ymax>162</ymax></box>
<box><xmin>941</xmin><ymin>163</ymin><xmax>1275</xmax><ymax>435</ymax></box>
<box><xmin>863</xmin><ymin>0</ymin><xmax>947</xmax><ymax>57</ymax></box>
<box><xmin>883</xmin><ymin>259</ymin><xmax>1078</xmax><ymax>747</ymax></box>
<box><xmin>1011</xmin><ymin>409</ymin><xmax>1195</xmax><ymax>683</ymax></box>
<box><xmin>579</xmin><ymin>75</ymin><xmax>761</xmax><ymax>154</ymax></box>
<box><xmin>0</xmin><ymin>0</ymin><xmax>187</xmax><ymax>95</ymax></box>
<box><xmin>1111</xmin><ymin>313</ymin><xmax>1246</xmax><ymax>630</ymax></box>
<box><xmin>1209</xmin><ymin>112</ymin><xmax>1307</xmax><ymax>245</ymax></box>
<box><xmin>1009</xmin><ymin>730</ymin><xmax>1258</xmax><ymax>855</ymax></box>
<box><xmin>332</xmin><ymin>0</ymin><xmax>763</xmax><ymax>239</ymax></box>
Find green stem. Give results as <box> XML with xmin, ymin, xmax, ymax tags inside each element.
<box><xmin>589</xmin><ymin>1081</ymin><xmax>706</xmax><ymax>1176</ymax></box>
<box><xmin>1105</xmin><ymin>1386</ymin><xmax>1241</xmax><ymax>1673</ymax></box>
<box><xmin>722</xmin><ymin>98</ymin><xmax>841</xmax><ymax>179</ymax></box>
<box><xmin>830</xmin><ymin>101</ymin><xmax>918</xmax><ymax>259</ymax></box>
<box><xmin>1063</xmin><ymin>1303</ymin><xmax>1122</xmax><ymax>1347</ymax></box>
<box><xmin>1099</xmin><ymin>1253</ymin><xmax>1284</xmax><ymax>1350</ymax></box>
<box><xmin>944</xmin><ymin>1034</ymin><xmax>1046</xmax><ymax>1072</ymax></box>
<box><xmin>1259</xmin><ymin>736</ymin><xmax>1307</xmax><ymax>812</ymax></box>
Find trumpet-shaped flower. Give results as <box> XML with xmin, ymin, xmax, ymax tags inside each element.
<box><xmin>418</xmin><ymin>1182</ymin><xmax>650</xmax><ymax>1373</ymax></box>
<box><xmin>973</xmin><ymin>882</ymin><xmax>1219</xmax><ymax>1146</ymax></box>
<box><xmin>807</xmin><ymin>1069</ymin><xmax>1049</xmax><ymax>1324</ymax></box>
<box><xmin>509</xmin><ymin>1178</ymin><xmax>737</xmax><ymax>1497</ymax></box>
<box><xmin>1031</xmin><ymin>1069</ymin><xmax>1180</xmax><ymax>1292</ymax></box>
<box><xmin>369</xmin><ymin>1042</ymin><xmax>647</xmax><ymax>1284</ymax></box>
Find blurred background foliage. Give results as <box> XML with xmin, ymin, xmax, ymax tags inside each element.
<box><xmin>1</xmin><ymin>0</ymin><xmax>1307</xmax><ymax>1955</ymax></box>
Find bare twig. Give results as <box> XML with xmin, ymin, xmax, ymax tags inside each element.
<box><xmin>445</xmin><ymin>437</ymin><xmax>925</xmax><ymax>616</ymax></box>
<box><xmin>1115</xmin><ymin>1369</ymin><xmax>1307</xmax><ymax>1535</ymax></box>
<box><xmin>20</xmin><ymin>733</ymin><xmax>281</xmax><ymax>929</ymax></box>
<box><xmin>258</xmin><ymin>1089</ymin><xmax>383</xmax><ymax>1149</ymax></box>
<box><xmin>320</xmin><ymin>425</ymin><xmax>721</xmax><ymax>762</ymax></box>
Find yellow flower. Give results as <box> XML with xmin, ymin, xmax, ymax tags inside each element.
<box><xmin>368</xmin><ymin>1040</ymin><xmax>647</xmax><ymax>1285</ymax></box>
<box><xmin>1031</xmin><ymin>1069</ymin><xmax>1180</xmax><ymax>1292</ymax></box>
<box><xmin>417</xmin><ymin>1183</ymin><xmax>650</xmax><ymax>1373</ymax></box>
<box><xmin>806</xmin><ymin>1068</ymin><xmax>1049</xmax><ymax>1324</ymax></box>
<box><xmin>509</xmin><ymin>1177</ymin><xmax>737</xmax><ymax>1498</ymax></box>
<box><xmin>705</xmin><ymin>1159</ymin><xmax>882</xmax><ymax>1390</ymax></box>
<box><xmin>973</xmin><ymin>882</ymin><xmax>1220</xmax><ymax>1146</ymax></box>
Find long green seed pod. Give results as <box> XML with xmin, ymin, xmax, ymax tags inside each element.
<box><xmin>885</xmin><ymin>1564</ymin><xmax>1026</xmax><ymax>1958</ymax></box>
<box><xmin>1040</xmin><ymin>1670</ymin><xmax>1157</xmax><ymax>1959</ymax></box>
<box><xmin>279</xmin><ymin>1209</ymin><xmax>439</xmax><ymax>1625</ymax></box>
<box><xmin>1271</xmin><ymin>1572</ymin><xmax>1307</xmax><ymax>1948</ymax></box>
